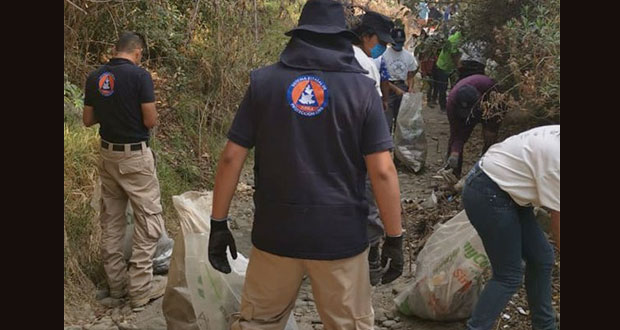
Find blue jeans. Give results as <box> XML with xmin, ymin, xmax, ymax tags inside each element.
<box><xmin>462</xmin><ymin>164</ymin><xmax>556</xmax><ymax>330</ymax></box>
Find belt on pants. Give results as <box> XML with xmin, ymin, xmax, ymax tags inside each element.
<box><xmin>101</xmin><ymin>140</ymin><xmax>149</xmax><ymax>151</ymax></box>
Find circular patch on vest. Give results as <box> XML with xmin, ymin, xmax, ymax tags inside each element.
<box><xmin>98</xmin><ymin>72</ymin><xmax>115</xmax><ymax>97</ymax></box>
<box><xmin>287</xmin><ymin>75</ymin><xmax>329</xmax><ymax>117</ymax></box>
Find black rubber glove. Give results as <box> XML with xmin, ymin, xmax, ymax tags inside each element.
<box><xmin>208</xmin><ymin>219</ymin><xmax>238</xmax><ymax>274</ymax></box>
<box><xmin>447</xmin><ymin>153</ymin><xmax>459</xmax><ymax>171</ymax></box>
<box><xmin>380</xmin><ymin>235</ymin><xmax>404</xmax><ymax>284</ymax></box>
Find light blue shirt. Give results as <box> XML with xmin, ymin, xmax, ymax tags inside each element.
<box><xmin>418</xmin><ymin>2</ymin><xmax>429</xmax><ymax>20</ymax></box>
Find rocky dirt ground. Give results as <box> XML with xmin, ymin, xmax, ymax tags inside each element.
<box><xmin>65</xmin><ymin>96</ymin><xmax>560</xmax><ymax>330</ymax></box>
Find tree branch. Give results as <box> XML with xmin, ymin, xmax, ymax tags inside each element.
<box><xmin>185</xmin><ymin>0</ymin><xmax>202</xmax><ymax>47</ymax></box>
<box><xmin>66</xmin><ymin>0</ymin><xmax>88</xmax><ymax>15</ymax></box>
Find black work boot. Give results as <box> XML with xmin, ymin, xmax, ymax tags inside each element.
<box><xmin>368</xmin><ymin>242</ymin><xmax>382</xmax><ymax>286</ymax></box>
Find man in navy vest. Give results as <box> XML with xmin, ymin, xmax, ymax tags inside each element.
<box><xmin>208</xmin><ymin>0</ymin><xmax>403</xmax><ymax>328</ymax></box>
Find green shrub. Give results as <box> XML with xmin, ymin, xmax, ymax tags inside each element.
<box><xmin>455</xmin><ymin>0</ymin><xmax>560</xmax><ymax>123</ymax></box>
<box><xmin>64</xmin><ymin>1</ymin><xmax>298</xmax><ymax>314</ymax></box>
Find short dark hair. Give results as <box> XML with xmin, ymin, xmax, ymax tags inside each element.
<box><xmin>115</xmin><ymin>31</ymin><xmax>145</xmax><ymax>53</ymax></box>
<box><xmin>351</xmin><ymin>22</ymin><xmax>376</xmax><ymax>45</ymax></box>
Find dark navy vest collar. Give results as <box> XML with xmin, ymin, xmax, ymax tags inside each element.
<box><xmin>279</xmin><ymin>35</ymin><xmax>367</xmax><ymax>74</ymax></box>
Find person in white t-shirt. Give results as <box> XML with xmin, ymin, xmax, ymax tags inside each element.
<box><xmin>350</xmin><ymin>10</ymin><xmax>398</xmax><ymax>287</ymax></box>
<box><xmin>462</xmin><ymin>125</ymin><xmax>560</xmax><ymax>330</ymax></box>
<box><xmin>382</xmin><ymin>28</ymin><xmax>419</xmax><ymax>134</ymax></box>
<box><xmin>351</xmin><ymin>11</ymin><xmax>395</xmax><ymax>100</ymax></box>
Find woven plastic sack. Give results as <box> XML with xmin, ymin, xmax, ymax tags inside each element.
<box><xmin>163</xmin><ymin>191</ymin><xmax>298</xmax><ymax>330</ymax></box>
<box><xmin>394</xmin><ymin>211</ymin><xmax>490</xmax><ymax>321</ymax></box>
<box><xmin>394</xmin><ymin>92</ymin><xmax>427</xmax><ymax>172</ymax></box>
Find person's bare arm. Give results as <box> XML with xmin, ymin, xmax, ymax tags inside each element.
<box><xmin>211</xmin><ymin>141</ymin><xmax>249</xmax><ymax>219</ymax></box>
<box><xmin>550</xmin><ymin>210</ymin><xmax>560</xmax><ymax>251</ymax></box>
<box><xmin>388</xmin><ymin>82</ymin><xmax>406</xmax><ymax>96</ymax></box>
<box><xmin>82</xmin><ymin>105</ymin><xmax>98</xmax><ymax>127</ymax></box>
<box><xmin>380</xmin><ymin>80</ymin><xmax>390</xmax><ymax>111</ymax></box>
<box><xmin>141</xmin><ymin>102</ymin><xmax>158</xmax><ymax>129</ymax></box>
<box><xmin>407</xmin><ymin>71</ymin><xmax>416</xmax><ymax>93</ymax></box>
<box><xmin>365</xmin><ymin>151</ymin><xmax>402</xmax><ymax>236</ymax></box>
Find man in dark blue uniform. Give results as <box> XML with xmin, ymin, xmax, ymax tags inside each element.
<box><xmin>83</xmin><ymin>31</ymin><xmax>167</xmax><ymax>311</ymax></box>
<box><xmin>207</xmin><ymin>0</ymin><xmax>404</xmax><ymax>328</ymax></box>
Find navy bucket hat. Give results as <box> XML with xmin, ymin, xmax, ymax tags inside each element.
<box><xmin>285</xmin><ymin>0</ymin><xmax>357</xmax><ymax>39</ymax></box>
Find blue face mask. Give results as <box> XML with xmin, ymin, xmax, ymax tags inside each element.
<box><xmin>370</xmin><ymin>43</ymin><xmax>386</xmax><ymax>59</ymax></box>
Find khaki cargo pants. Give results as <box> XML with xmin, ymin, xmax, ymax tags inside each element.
<box><xmin>98</xmin><ymin>141</ymin><xmax>165</xmax><ymax>300</ymax></box>
<box><xmin>231</xmin><ymin>247</ymin><xmax>374</xmax><ymax>330</ymax></box>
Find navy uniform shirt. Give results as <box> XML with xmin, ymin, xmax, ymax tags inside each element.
<box><xmin>84</xmin><ymin>58</ymin><xmax>155</xmax><ymax>143</ymax></box>
<box><xmin>228</xmin><ymin>34</ymin><xmax>393</xmax><ymax>260</ymax></box>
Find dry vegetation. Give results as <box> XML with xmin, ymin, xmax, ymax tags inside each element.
<box><xmin>64</xmin><ymin>0</ymin><xmax>301</xmax><ymax>318</ymax></box>
<box><xmin>64</xmin><ymin>0</ymin><xmax>559</xmax><ymax>323</ymax></box>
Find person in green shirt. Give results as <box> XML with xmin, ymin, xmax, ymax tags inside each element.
<box><xmin>433</xmin><ymin>30</ymin><xmax>462</xmax><ymax>112</ymax></box>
